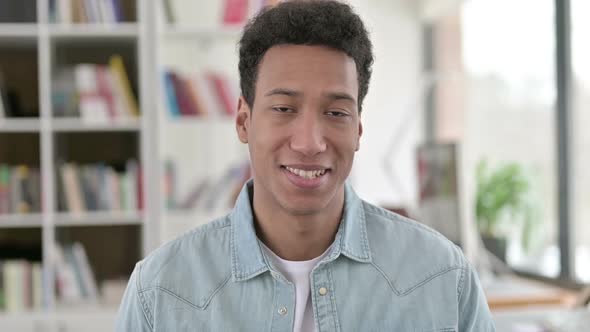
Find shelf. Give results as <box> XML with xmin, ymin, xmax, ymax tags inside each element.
<box><xmin>49</xmin><ymin>23</ymin><xmax>139</xmax><ymax>40</ymax></box>
<box><xmin>0</xmin><ymin>213</ymin><xmax>43</xmax><ymax>228</ymax></box>
<box><xmin>52</xmin><ymin>118</ymin><xmax>141</xmax><ymax>132</ymax></box>
<box><xmin>161</xmin><ymin>25</ymin><xmax>242</xmax><ymax>40</ymax></box>
<box><xmin>0</xmin><ymin>118</ymin><xmax>40</xmax><ymax>132</ymax></box>
<box><xmin>164</xmin><ymin>115</ymin><xmax>235</xmax><ymax>125</ymax></box>
<box><xmin>0</xmin><ymin>23</ymin><xmax>38</xmax><ymax>38</ymax></box>
<box><xmin>54</xmin><ymin>211</ymin><xmax>143</xmax><ymax>227</ymax></box>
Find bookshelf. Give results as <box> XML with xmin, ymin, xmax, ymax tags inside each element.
<box><xmin>153</xmin><ymin>0</ymin><xmax>254</xmax><ymax>241</ymax></box>
<box><xmin>0</xmin><ymin>0</ymin><xmax>152</xmax><ymax>330</ymax></box>
<box><xmin>0</xmin><ymin>0</ymin><xmax>258</xmax><ymax>329</ymax></box>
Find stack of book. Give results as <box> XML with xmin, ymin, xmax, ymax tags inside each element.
<box><xmin>52</xmin><ymin>55</ymin><xmax>139</xmax><ymax>123</ymax></box>
<box><xmin>0</xmin><ymin>260</ymin><xmax>43</xmax><ymax>312</ymax></box>
<box><xmin>49</xmin><ymin>0</ymin><xmax>130</xmax><ymax>24</ymax></box>
<box><xmin>0</xmin><ymin>165</ymin><xmax>41</xmax><ymax>215</ymax></box>
<box><xmin>162</xmin><ymin>69</ymin><xmax>238</xmax><ymax>118</ymax></box>
<box><xmin>54</xmin><ymin>242</ymin><xmax>99</xmax><ymax>305</ymax></box>
<box><xmin>164</xmin><ymin>160</ymin><xmax>250</xmax><ymax>211</ymax></box>
<box><xmin>57</xmin><ymin>160</ymin><xmax>142</xmax><ymax>214</ymax></box>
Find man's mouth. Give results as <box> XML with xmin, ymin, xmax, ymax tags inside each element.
<box><xmin>281</xmin><ymin>166</ymin><xmax>330</xmax><ymax>180</ymax></box>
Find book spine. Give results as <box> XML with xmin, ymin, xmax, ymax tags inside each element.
<box><xmin>223</xmin><ymin>0</ymin><xmax>249</xmax><ymax>25</ymax></box>
<box><xmin>163</xmin><ymin>71</ymin><xmax>181</xmax><ymax>117</ymax></box>
<box><xmin>109</xmin><ymin>55</ymin><xmax>139</xmax><ymax>117</ymax></box>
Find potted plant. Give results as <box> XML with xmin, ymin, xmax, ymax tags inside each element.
<box><xmin>475</xmin><ymin>160</ymin><xmax>537</xmax><ymax>262</ymax></box>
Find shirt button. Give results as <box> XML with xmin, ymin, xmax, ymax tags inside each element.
<box><xmin>318</xmin><ymin>287</ymin><xmax>328</xmax><ymax>296</ymax></box>
<box><xmin>278</xmin><ymin>306</ymin><xmax>288</xmax><ymax>316</ymax></box>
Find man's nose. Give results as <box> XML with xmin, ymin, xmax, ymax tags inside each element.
<box><xmin>289</xmin><ymin>112</ymin><xmax>327</xmax><ymax>157</ymax></box>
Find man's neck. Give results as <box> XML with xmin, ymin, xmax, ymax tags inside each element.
<box><xmin>252</xmin><ymin>188</ymin><xmax>344</xmax><ymax>261</ymax></box>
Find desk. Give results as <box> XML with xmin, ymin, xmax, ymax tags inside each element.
<box><xmin>484</xmin><ymin>275</ymin><xmax>577</xmax><ymax>311</ymax></box>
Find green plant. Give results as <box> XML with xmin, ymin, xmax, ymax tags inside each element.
<box><xmin>475</xmin><ymin>160</ymin><xmax>537</xmax><ymax>250</ymax></box>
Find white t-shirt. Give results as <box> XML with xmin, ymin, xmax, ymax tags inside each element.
<box><xmin>260</xmin><ymin>242</ymin><xmax>331</xmax><ymax>332</ymax></box>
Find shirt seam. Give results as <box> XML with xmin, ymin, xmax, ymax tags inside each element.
<box><xmin>138</xmin><ymin>274</ymin><xmax>231</xmax><ymax>311</ymax></box>
<box><xmin>136</xmin><ymin>262</ymin><xmax>154</xmax><ymax>330</ymax></box>
<box><xmin>371</xmin><ymin>261</ymin><xmax>462</xmax><ymax>296</ymax></box>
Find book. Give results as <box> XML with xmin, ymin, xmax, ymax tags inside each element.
<box><xmin>53</xmin><ymin>244</ymin><xmax>83</xmax><ymax>303</ymax></box>
<box><xmin>0</xmin><ymin>70</ymin><xmax>6</xmax><ymax>119</ymax></box>
<box><xmin>0</xmin><ymin>164</ymin><xmax>10</xmax><ymax>214</ymax></box>
<box><xmin>223</xmin><ymin>0</ymin><xmax>249</xmax><ymax>25</ymax></box>
<box><xmin>206</xmin><ymin>72</ymin><xmax>237</xmax><ymax>116</ymax></box>
<box><xmin>168</xmin><ymin>71</ymin><xmax>195</xmax><ymax>116</ymax></box>
<box><xmin>74</xmin><ymin>64</ymin><xmax>110</xmax><ymax>123</ymax></box>
<box><xmin>163</xmin><ymin>71</ymin><xmax>181</xmax><ymax>117</ymax></box>
<box><xmin>52</xmin><ymin>68</ymin><xmax>79</xmax><ymax>117</ymax></box>
<box><xmin>72</xmin><ymin>242</ymin><xmax>99</xmax><ymax>301</ymax></box>
<box><xmin>0</xmin><ymin>261</ymin><xmax>4</xmax><ymax>310</ymax></box>
<box><xmin>109</xmin><ymin>55</ymin><xmax>139</xmax><ymax>117</ymax></box>
<box><xmin>61</xmin><ymin>163</ymin><xmax>86</xmax><ymax>214</ymax></box>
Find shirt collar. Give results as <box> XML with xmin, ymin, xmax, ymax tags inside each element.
<box><xmin>230</xmin><ymin>179</ymin><xmax>372</xmax><ymax>282</ymax></box>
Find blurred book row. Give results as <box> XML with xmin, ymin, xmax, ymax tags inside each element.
<box><xmin>52</xmin><ymin>55</ymin><xmax>139</xmax><ymax>123</ymax></box>
<box><xmin>49</xmin><ymin>0</ymin><xmax>133</xmax><ymax>24</ymax></box>
<box><xmin>57</xmin><ymin>161</ymin><xmax>142</xmax><ymax>214</ymax></box>
<box><xmin>0</xmin><ymin>165</ymin><xmax>41</xmax><ymax>215</ymax></box>
<box><xmin>163</xmin><ymin>0</ymin><xmax>273</xmax><ymax>26</ymax></box>
<box><xmin>0</xmin><ymin>260</ymin><xmax>43</xmax><ymax>312</ymax></box>
<box><xmin>162</xmin><ymin>69</ymin><xmax>238</xmax><ymax>118</ymax></box>
<box><xmin>163</xmin><ymin>160</ymin><xmax>250</xmax><ymax>211</ymax></box>
<box><xmin>53</xmin><ymin>242</ymin><xmax>98</xmax><ymax>305</ymax></box>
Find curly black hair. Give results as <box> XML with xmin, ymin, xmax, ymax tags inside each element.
<box><xmin>238</xmin><ymin>0</ymin><xmax>374</xmax><ymax>113</ymax></box>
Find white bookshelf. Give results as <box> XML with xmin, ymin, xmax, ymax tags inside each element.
<box><xmin>0</xmin><ymin>0</ymin><xmax>153</xmax><ymax>330</ymax></box>
<box><xmin>48</xmin><ymin>23</ymin><xmax>139</xmax><ymax>39</ymax></box>
<box><xmin>0</xmin><ymin>23</ymin><xmax>38</xmax><ymax>38</ymax></box>
<box><xmin>53</xmin><ymin>211</ymin><xmax>143</xmax><ymax>227</ymax></box>
<box><xmin>153</xmin><ymin>1</ymin><xmax>249</xmax><ymax>245</ymax></box>
<box><xmin>162</xmin><ymin>25</ymin><xmax>242</xmax><ymax>40</ymax></box>
<box><xmin>51</xmin><ymin>117</ymin><xmax>141</xmax><ymax>132</ymax></box>
<box><xmin>0</xmin><ymin>0</ymin><xmax>250</xmax><ymax>330</ymax></box>
<box><xmin>0</xmin><ymin>213</ymin><xmax>43</xmax><ymax>228</ymax></box>
<box><xmin>0</xmin><ymin>118</ymin><xmax>41</xmax><ymax>132</ymax></box>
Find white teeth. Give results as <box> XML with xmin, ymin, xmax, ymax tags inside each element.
<box><xmin>285</xmin><ymin>166</ymin><xmax>327</xmax><ymax>179</ymax></box>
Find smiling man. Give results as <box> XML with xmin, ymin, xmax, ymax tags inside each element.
<box><xmin>116</xmin><ymin>1</ymin><xmax>495</xmax><ymax>331</ymax></box>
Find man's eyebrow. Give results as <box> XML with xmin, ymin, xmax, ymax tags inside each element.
<box><xmin>264</xmin><ymin>88</ymin><xmax>301</xmax><ymax>97</ymax></box>
<box><xmin>323</xmin><ymin>92</ymin><xmax>356</xmax><ymax>103</ymax></box>
<box><xmin>264</xmin><ymin>88</ymin><xmax>356</xmax><ymax>103</ymax></box>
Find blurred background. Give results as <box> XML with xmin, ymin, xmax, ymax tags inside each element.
<box><xmin>0</xmin><ymin>0</ymin><xmax>588</xmax><ymax>331</ymax></box>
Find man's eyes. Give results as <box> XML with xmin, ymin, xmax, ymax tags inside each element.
<box><xmin>325</xmin><ymin>110</ymin><xmax>350</xmax><ymax>117</ymax></box>
<box><xmin>271</xmin><ymin>107</ymin><xmax>350</xmax><ymax>117</ymax></box>
<box><xmin>272</xmin><ymin>107</ymin><xmax>294</xmax><ymax>113</ymax></box>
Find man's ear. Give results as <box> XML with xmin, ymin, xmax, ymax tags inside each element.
<box><xmin>236</xmin><ymin>96</ymin><xmax>250</xmax><ymax>144</ymax></box>
<box><xmin>355</xmin><ymin>116</ymin><xmax>363</xmax><ymax>151</ymax></box>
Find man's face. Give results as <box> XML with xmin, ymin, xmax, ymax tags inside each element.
<box><xmin>236</xmin><ymin>44</ymin><xmax>362</xmax><ymax>216</ymax></box>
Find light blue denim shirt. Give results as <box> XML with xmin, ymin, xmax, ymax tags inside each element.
<box><xmin>116</xmin><ymin>180</ymin><xmax>495</xmax><ymax>331</ymax></box>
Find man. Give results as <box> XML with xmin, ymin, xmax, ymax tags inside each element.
<box><xmin>116</xmin><ymin>1</ymin><xmax>496</xmax><ymax>331</ymax></box>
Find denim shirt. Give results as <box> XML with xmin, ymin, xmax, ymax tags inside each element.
<box><xmin>116</xmin><ymin>181</ymin><xmax>496</xmax><ymax>331</ymax></box>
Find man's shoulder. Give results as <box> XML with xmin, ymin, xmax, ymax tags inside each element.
<box><xmin>362</xmin><ymin>201</ymin><xmax>466</xmax><ymax>294</ymax></box>
<box><xmin>134</xmin><ymin>216</ymin><xmax>233</xmax><ymax>307</ymax></box>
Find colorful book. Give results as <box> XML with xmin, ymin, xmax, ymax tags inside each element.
<box><xmin>109</xmin><ymin>55</ymin><xmax>139</xmax><ymax>117</ymax></box>
<box><xmin>223</xmin><ymin>0</ymin><xmax>249</xmax><ymax>25</ymax></box>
